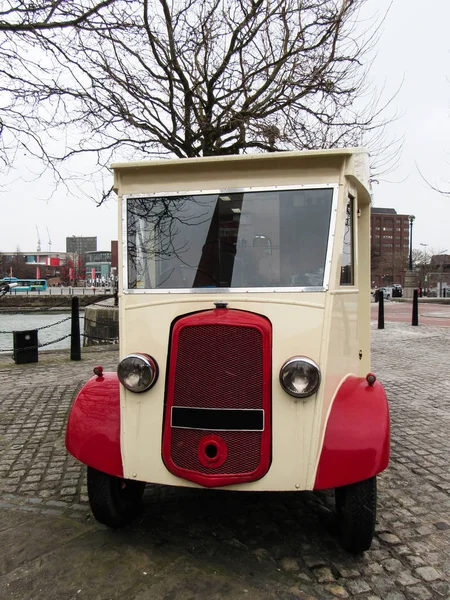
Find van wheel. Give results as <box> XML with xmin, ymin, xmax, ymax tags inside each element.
<box><xmin>335</xmin><ymin>477</ymin><xmax>377</xmax><ymax>553</ymax></box>
<box><xmin>87</xmin><ymin>467</ymin><xmax>146</xmax><ymax>528</ymax></box>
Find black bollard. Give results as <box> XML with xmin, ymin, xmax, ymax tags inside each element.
<box><xmin>70</xmin><ymin>296</ymin><xmax>81</xmax><ymax>360</ymax></box>
<box><xmin>412</xmin><ymin>289</ymin><xmax>419</xmax><ymax>326</ymax></box>
<box><xmin>378</xmin><ymin>291</ymin><xmax>384</xmax><ymax>329</ymax></box>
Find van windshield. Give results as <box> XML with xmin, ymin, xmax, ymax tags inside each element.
<box><xmin>126</xmin><ymin>188</ymin><xmax>334</xmax><ymax>290</ymax></box>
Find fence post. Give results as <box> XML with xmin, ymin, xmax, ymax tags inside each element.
<box><xmin>70</xmin><ymin>296</ymin><xmax>81</xmax><ymax>360</ymax></box>
<box><xmin>378</xmin><ymin>292</ymin><xmax>384</xmax><ymax>329</ymax></box>
<box><xmin>412</xmin><ymin>289</ymin><xmax>419</xmax><ymax>326</ymax></box>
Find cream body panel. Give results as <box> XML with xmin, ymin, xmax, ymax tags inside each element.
<box><xmin>308</xmin><ymin>290</ymin><xmax>360</xmax><ymax>485</ymax></box>
<box><xmin>120</xmin><ymin>294</ymin><xmax>329</xmax><ymax>491</ymax></box>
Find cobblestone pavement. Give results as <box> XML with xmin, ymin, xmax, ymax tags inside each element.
<box><xmin>0</xmin><ymin>328</ymin><xmax>450</xmax><ymax>600</ymax></box>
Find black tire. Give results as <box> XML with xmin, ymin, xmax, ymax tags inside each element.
<box><xmin>87</xmin><ymin>467</ymin><xmax>146</xmax><ymax>528</ymax></box>
<box><xmin>335</xmin><ymin>476</ymin><xmax>377</xmax><ymax>553</ymax></box>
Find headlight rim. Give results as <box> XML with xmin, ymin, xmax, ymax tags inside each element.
<box><xmin>117</xmin><ymin>352</ymin><xmax>159</xmax><ymax>393</ymax></box>
<box><xmin>279</xmin><ymin>355</ymin><xmax>321</xmax><ymax>399</ymax></box>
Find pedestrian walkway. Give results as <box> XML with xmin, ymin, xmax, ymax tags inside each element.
<box><xmin>371</xmin><ymin>300</ymin><xmax>450</xmax><ymax>326</ymax></box>
<box><xmin>0</xmin><ymin>328</ymin><xmax>449</xmax><ymax>599</ymax></box>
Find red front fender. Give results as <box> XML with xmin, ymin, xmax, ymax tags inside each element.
<box><xmin>314</xmin><ymin>376</ymin><xmax>390</xmax><ymax>490</ymax></box>
<box><xmin>65</xmin><ymin>372</ymin><xmax>123</xmax><ymax>477</ymax></box>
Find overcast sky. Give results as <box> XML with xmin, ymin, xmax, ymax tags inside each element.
<box><xmin>1</xmin><ymin>0</ymin><xmax>450</xmax><ymax>256</ymax></box>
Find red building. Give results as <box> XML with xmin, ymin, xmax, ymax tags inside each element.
<box><xmin>371</xmin><ymin>208</ymin><xmax>410</xmax><ymax>288</ymax></box>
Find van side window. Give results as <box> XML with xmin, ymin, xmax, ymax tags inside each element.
<box><xmin>340</xmin><ymin>196</ymin><xmax>354</xmax><ymax>285</ymax></box>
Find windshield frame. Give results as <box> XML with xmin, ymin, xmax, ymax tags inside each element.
<box><xmin>122</xmin><ymin>183</ymin><xmax>339</xmax><ymax>294</ymax></box>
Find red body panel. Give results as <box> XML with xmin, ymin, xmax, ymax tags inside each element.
<box><xmin>65</xmin><ymin>372</ymin><xmax>123</xmax><ymax>477</ymax></box>
<box><xmin>314</xmin><ymin>376</ymin><xmax>390</xmax><ymax>489</ymax></box>
<box><xmin>162</xmin><ymin>308</ymin><xmax>272</xmax><ymax>487</ymax></box>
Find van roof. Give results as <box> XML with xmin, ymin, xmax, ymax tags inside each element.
<box><xmin>111</xmin><ymin>147</ymin><xmax>368</xmax><ymax>170</ymax></box>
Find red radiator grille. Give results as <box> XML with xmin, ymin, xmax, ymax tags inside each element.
<box><xmin>171</xmin><ymin>429</ymin><xmax>262</xmax><ymax>474</ymax></box>
<box><xmin>173</xmin><ymin>324</ymin><xmax>263</xmax><ymax>410</ymax></box>
<box><xmin>162</xmin><ymin>308</ymin><xmax>272</xmax><ymax>487</ymax></box>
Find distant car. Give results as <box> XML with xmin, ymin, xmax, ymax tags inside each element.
<box><xmin>391</xmin><ymin>284</ymin><xmax>402</xmax><ymax>298</ymax></box>
<box><xmin>376</xmin><ymin>287</ymin><xmax>391</xmax><ymax>300</ymax></box>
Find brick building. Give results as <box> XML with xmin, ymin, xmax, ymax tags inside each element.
<box><xmin>427</xmin><ymin>254</ymin><xmax>450</xmax><ymax>296</ymax></box>
<box><xmin>371</xmin><ymin>208</ymin><xmax>410</xmax><ymax>288</ymax></box>
<box><xmin>66</xmin><ymin>236</ymin><xmax>97</xmax><ymax>255</ymax></box>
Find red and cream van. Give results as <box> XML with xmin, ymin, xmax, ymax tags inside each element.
<box><xmin>66</xmin><ymin>148</ymin><xmax>390</xmax><ymax>553</ymax></box>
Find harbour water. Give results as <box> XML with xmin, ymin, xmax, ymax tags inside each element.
<box><xmin>0</xmin><ymin>312</ymin><xmax>84</xmax><ymax>354</ymax></box>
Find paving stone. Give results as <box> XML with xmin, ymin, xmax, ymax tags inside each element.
<box><xmin>394</xmin><ymin>571</ymin><xmax>420</xmax><ymax>587</ymax></box>
<box><xmin>434</xmin><ymin>521</ymin><xmax>450</xmax><ymax>531</ymax></box>
<box><xmin>24</xmin><ymin>475</ymin><xmax>42</xmax><ymax>483</ymax></box>
<box><xmin>430</xmin><ymin>580</ymin><xmax>450</xmax><ymax>597</ymax></box>
<box><xmin>363</xmin><ymin>563</ymin><xmax>384</xmax><ymax>576</ymax></box>
<box><xmin>383</xmin><ymin>558</ymin><xmax>403</xmax><ymax>573</ymax></box>
<box><xmin>403</xmin><ymin>585</ymin><xmax>432</xmax><ymax>600</ymax></box>
<box><xmin>45</xmin><ymin>499</ymin><xmax>68</xmax><ymax>508</ymax></box>
<box><xmin>303</xmin><ymin>556</ymin><xmax>325</xmax><ymax>569</ymax></box>
<box><xmin>414</xmin><ymin>566</ymin><xmax>441</xmax><ymax>582</ymax></box>
<box><xmin>322</xmin><ymin>584</ymin><xmax>349</xmax><ymax>598</ymax></box>
<box><xmin>378</xmin><ymin>533</ymin><xmax>401</xmax><ymax>545</ymax></box>
<box><xmin>337</xmin><ymin>568</ymin><xmax>360</xmax><ymax>578</ymax></box>
<box><xmin>383</xmin><ymin>593</ymin><xmax>407</xmax><ymax>600</ymax></box>
<box><xmin>288</xmin><ymin>588</ymin><xmax>318</xmax><ymax>600</ymax></box>
<box><xmin>415</xmin><ymin>525</ymin><xmax>434</xmax><ymax>536</ymax></box>
<box><xmin>279</xmin><ymin>557</ymin><xmax>299</xmax><ymax>572</ymax></box>
<box><xmin>404</xmin><ymin>554</ymin><xmax>425</xmax><ymax>568</ymax></box>
<box><xmin>345</xmin><ymin>579</ymin><xmax>372</xmax><ymax>595</ymax></box>
<box><xmin>312</xmin><ymin>567</ymin><xmax>335</xmax><ymax>583</ymax></box>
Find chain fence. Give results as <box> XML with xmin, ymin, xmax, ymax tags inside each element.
<box><xmin>0</xmin><ymin>302</ymin><xmax>118</xmax><ymax>354</ymax></box>
<box><xmin>0</xmin><ymin>315</ymin><xmax>72</xmax><ymax>335</ymax></box>
<box><xmin>0</xmin><ymin>295</ymin><xmax>116</xmax><ymax>316</ymax></box>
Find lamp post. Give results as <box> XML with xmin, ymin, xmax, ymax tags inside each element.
<box><xmin>408</xmin><ymin>215</ymin><xmax>415</xmax><ymax>271</ymax></box>
<box><xmin>419</xmin><ymin>243</ymin><xmax>428</xmax><ymax>294</ymax></box>
<box><xmin>438</xmin><ymin>250</ymin><xmax>448</xmax><ymax>297</ymax></box>
<box><xmin>72</xmin><ymin>235</ymin><xmax>77</xmax><ymax>286</ymax></box>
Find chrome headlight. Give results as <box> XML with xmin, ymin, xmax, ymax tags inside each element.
<box><xmin>279</xmin><ymin>357</ymin><xmax>321</xmax><ymax>398</ymax></box>
<box><xmin>117</xmin><ymin>353</ymin><xmax>158</xmax><ymax>393</ymax></box>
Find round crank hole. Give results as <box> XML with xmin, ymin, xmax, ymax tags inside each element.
<box><xmin>198</xmin><ymin>435</ymin><xmax>228</xmax><ymax>468</ymax></box>
<box><xmin>205</xmin><ymin>443</ymin><xmax>218</xmax><ymax>459</ymax></box>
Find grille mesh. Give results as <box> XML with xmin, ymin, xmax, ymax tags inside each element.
<box><xmin>165</xmin><ymin>316</ymin><xmax>270</xmax><ymax>481</ymax></box>
<box><xmin>173</xmin><ymin>324</ymin><xmax>263</xmax><ymax>409</ymax></box>
<box><xmin>171</xmin><ymin>429</ymin><xmax>262</xmax><ymax>474</ymax></box>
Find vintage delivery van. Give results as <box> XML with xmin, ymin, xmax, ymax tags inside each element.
<box><xmin>66</xmin><ymin>148</ymin><xmax>390</xmax><ymax>553</ymax></box>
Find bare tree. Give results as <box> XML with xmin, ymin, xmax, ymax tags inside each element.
<box><xmin>417</xmin><ymin>165</ymin><xmax>450</xmax><ymax>197</ymax></box>
<box><xmin>371</xmin><ymin>246</ymin><xmax>408</xmax><ymax>287</ymax></box>
<box><xmin>0</xmin><ymin>1</ymin><xmax>119</xmax><ymax>170</ymax></box>
<box><xmin>1</xmin><ymin>0</ymin><xmax>396</xmax><ymax>199</ymax></box>
<box><xmin>0</xmin><ymin>1</ymin><xmax>116</xmax><ymax>32</ymax></box>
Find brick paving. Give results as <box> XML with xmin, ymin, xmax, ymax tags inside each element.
<box><xmin>0</xmin><ymin>327</ymin><xmax>450</xmax><ymax>599</ymax></box>
<box><xmin>370</xmin><ymin>300</ymin><xmax>450</xmax><ymax>326</ymax></box>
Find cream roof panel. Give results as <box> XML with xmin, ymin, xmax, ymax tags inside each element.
<box><xmin>111</xmin><ymin>147</ymin><xmax>365</xmax><ymax>170</ymax></box>
<box><xmin>112</xmin><ymin>147</ymin><xmax>370</xmax><ymax>201</ymax></box>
